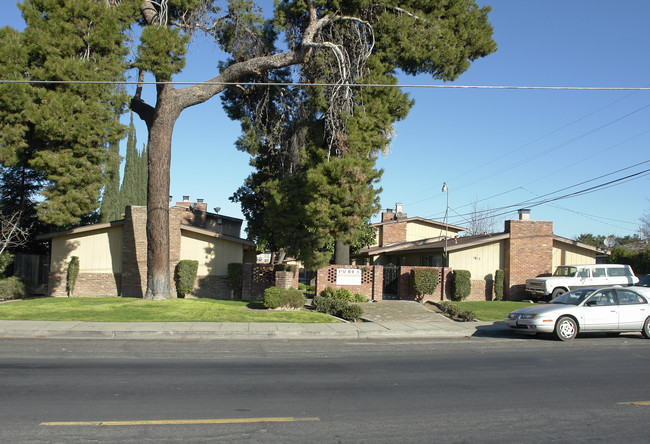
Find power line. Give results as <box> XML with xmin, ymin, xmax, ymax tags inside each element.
<box><xmin>3</xmin><ymin>79</ymin><xmax>650</xmax><ymax>90</ymax></box>
<box><xmin>447</xmin><ymin>168</ymin><xmax>650</xmax><ymax>226</ymax></box>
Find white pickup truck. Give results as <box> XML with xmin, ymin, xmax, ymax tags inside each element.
<box><xmin>525</xmin><ymin>264</ymin><xmax>638</xmax><ymax>301</ymax></box>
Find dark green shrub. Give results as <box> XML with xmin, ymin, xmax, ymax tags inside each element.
<box><xmin>0</xmin><ymin>251</ymin><xmax>14</xmax><ymax>277</ymax></box>
<box><xmin>458</xmin><ymin>310</ymin><xmax>476</xmax><ymax>322</ymax></box>
<box><xmin>340</xmin><ymin>304</ymin><xmax>364</xmax><ymax>322</ymax></box>
<box><xmin>410</xmin><ymin>268</ymin><xmax>439</xmax><ymax>301</ymax></box>
<box><xmin>451</xmin><ymin>270</ymin><xmax>471</xmax><ymax>301</ymax></box>
<box><xmin>263</xmin><ymin>287</ymin><xmax>306</xmax><ymax>309</ymax></box>
<box><xmin>228</xmin><ymin>263</ymin><xmax>243</xmax><ymax>298</ymax></box>
<box><xmin>0</xmin><ymin>277</ymin><xmax>30</xmax><ymax>300</ymax></box>
<box><xmin>353</xmin><ymin>292</ymin><xmax>367</xmax><ymax>302</ymax></box>
<box><xmin>312</xmin><ymin>295</ymin><xmax>350</xmax><ymax>317</ymax></box>
<box><xmin>273</xmin><ymin>263</ymin><xmax>298</xmax><ymax>274</ymax></box>
<box><xmin>320</xmin><ymin>286</ymin><xmax>355</xmax><ymax>302</ymax></box>
<box><xmin>494</xmin><ymin>269</ymin><xmax>505</xmax><ymax>301</ymax></box>
<box><xmin>66</xmin><ymin>256</ymin><xmax>79</xmax><ymax>297</ymax></box>
<box><xmin>175</xmin><ymin>260</ymin><xmax>199</xmax><ymax>298</ymax></box>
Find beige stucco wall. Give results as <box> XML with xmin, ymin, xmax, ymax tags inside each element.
<box><xmin>406</xmin><ymin>221</ymin><xmax>456</xmax><ymax>242</ymax></box>
<box><xmin>552</xmin><ymin>241</ymin><xmax>596</xmax><ymax>269</ymax></box>
<box><xmin>51</xmin><ymin>226</ymin><xmax>123</xmax><ymax>274</ymax></box>
<box><xmin>180</xmin><ymin>231</ymin><xmax>244</xmax><ymax>276</ymax></box>
<box><xmin>449</xmin><ymin>240</ymin><xmax>506</xmax><ymax>280</ymax></box>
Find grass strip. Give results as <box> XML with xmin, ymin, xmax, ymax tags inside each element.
<box><xmin>0</xmin><ymin>297</ymin><xmax>336</xmax><ymax>323</ymax></box>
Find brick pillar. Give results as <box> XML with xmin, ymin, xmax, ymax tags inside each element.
<box><xmin>122</xmin><ymin>206</ymin><xmax>147</xmax><ymax>298</ymax></box>
<box><xmin>505</xmin><ymin>220</ymin><xmax>553</xmax><ymax>301</ymax></box>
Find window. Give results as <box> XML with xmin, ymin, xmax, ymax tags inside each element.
<box><xmin>555</xmin><ymin>266</ymin><xmax>577</xmax><ymax>277</ymax></box>
<box><xmin>577</xmin><ymin>268</ymin><xmax>590</xmax><ymax>278</ymax></box>
<box><xmin>616</xmin><ymin>290</ymin><xmax>646</xmax><ymax>305</ymax></box>
<box><xmin>587</xmin><ymin>290</ymin><xmax>616</xmax><ymax>306</ymax></box>
<box><xmin>592</xmin><ymin>268</ymin><xmax>606</xmax><ymax>278</ymax></box>
<box><xmin>607</xmin><ymin>267</ymin><xmax>632</xmax><ymax>277</ymax></box>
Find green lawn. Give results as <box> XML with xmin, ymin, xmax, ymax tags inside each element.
<box><xmin>444</xmin><ymin>301</ymin><xmax>535</xmax><ymax>322</ymax></box>
<box><xmin>0</xmin><ymin>297</ymin><xmax>337</xmax><ymax>323</ymax></box>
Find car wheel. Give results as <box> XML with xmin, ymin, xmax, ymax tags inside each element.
<box><xmin>643</xmin><ymin>317</ymin><xmax>650</xmax><ymax>339</ymax></box>
<box><xmin>554</xmin><ymin>316</ymin><xmax>578</xmax><ymax>341</ymax></box>
<box><xmin>551</xmin><ymin>288</ymin><xmax>566</xmax><ymax>299</ymax></box>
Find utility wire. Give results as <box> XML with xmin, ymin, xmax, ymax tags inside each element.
<box><xmin>3</xmin><ymin>79</ymin><xmax>650</xmax><ymax>90</ymax></box>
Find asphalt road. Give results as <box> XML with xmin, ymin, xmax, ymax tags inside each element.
<box><xmin>1</xmin><ymin>335</ymin><xmax>649</xmax><ymax>443</ymax></box>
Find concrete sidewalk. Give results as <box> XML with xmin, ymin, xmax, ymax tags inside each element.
<box><xmin>0</xmin><ymin>318</ymin><xmax>507</xmax><ymax>340</ymax></box>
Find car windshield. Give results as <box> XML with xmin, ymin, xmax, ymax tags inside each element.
<box><xmin>635</xmin><ymin>274</ymin><xmax>650</xmax><ymax>287</ymax></box>
<box><xmin>550</xmin><ymin>288</ymin><xmax>595</xmax><ymax>305</ymax></box>
<box><xmin>553</xmin><ymin>266</ymin><xmax>577</xmax><ymax>277</ymax></box>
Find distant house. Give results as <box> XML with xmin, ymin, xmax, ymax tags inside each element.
<box><xmin>38</xmin><ymin>198</ymin><xmax>256</xmax><ymax>298</ymax></box>
<box><xmin>354</xmin><ymin>205</ymin><xmax>601</xmax><ymax>300</ymax></box>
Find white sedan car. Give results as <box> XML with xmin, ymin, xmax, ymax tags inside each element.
<box><xmin>505</xmin><ymin>287</ymin><xmax>650</xmax><ymax>341</ymax></box>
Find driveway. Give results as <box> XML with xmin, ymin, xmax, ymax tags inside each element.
<box><xmin>358</xmin><ymin>300</ymin><xmax>447</xmax><ymax>322</ymax></box>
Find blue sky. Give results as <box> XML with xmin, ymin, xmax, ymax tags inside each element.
<box><xmin>4</xmin><ymin>1</ymin><xmax>650</xmax><ymax>239</ymax></box>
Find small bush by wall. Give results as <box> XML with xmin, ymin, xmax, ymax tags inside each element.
<box><xmin>410</xmin><ymin>268</ymin><xmax>439</xmax><ymax>302</ymax></box>
<box><xmin>451</xmin><ymin>269</ymin><xmax>471</xmax><ymax>301</ymax></box>
<box><xmin>263</xmin><ymin>287</ymin><xmax>306</xmax><ymax>309</ymax></box>
<box><xmin>228</xmin><ymin>263</ymin><xmax>243</xmax><ymax>299</ymax></box>
<box><xmin>494</xmin><ymin>269</ymin><xmax>505</xmax><ymax>301</ymax></box>
<box><xmin>175</xmin><ymin>260</ymin><xmax>199</xmax><ymax>298</ymax></box>
<box><xmin>66</xmin><ymin>256</ymin><xmax>79</xmax><ymax>297</ymax></box>
<box><xmin>0</xmin><ymin>277</ymin><xmax>31</xmax><ymax>300</ymax></box>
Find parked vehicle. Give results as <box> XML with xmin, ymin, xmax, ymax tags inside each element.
<box><xmin>634</xmin><ymin>274</ymin><xmax>650</xmax><ymax>297</ymax></box>
<box><xmin>505</xmin><ymin>287</ymin><xmax>650</xmax><ymax>341</ymax></box>
<box><xmin>525</xmin><ymin>264</ymin><xmax>638</xmax><ymax>301</ymax></box>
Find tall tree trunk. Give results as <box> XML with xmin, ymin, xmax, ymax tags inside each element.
<box><xmin>334</xmin><ymin>240</ymin><xmax>350</xmax><ymax>265</ymax></box>
<box><xmin>143</xmin><ymin>85</ymin><xmax>180</xmax><ymax>300</ymax></box>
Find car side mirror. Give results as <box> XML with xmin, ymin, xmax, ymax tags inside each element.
<box><xmin>586</xmin><ymin>300</ymin><xmax>599</xmax><ymax>307</ymax></box>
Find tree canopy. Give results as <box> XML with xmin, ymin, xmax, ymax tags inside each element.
<box><xmin>3</xmin><ymin>0</ymin><xmax>496</xmax><ymax>298</ymax></box>
<box><xmin>0</xmin><ymin>0</ymin><xmax>134</xmax><ymax>227</ymax></box>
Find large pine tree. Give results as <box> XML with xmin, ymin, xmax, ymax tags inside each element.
<box><xmin>0</xmin><ymin>0</ymin><xmax>133</xmax><ymax>228</ymax></box>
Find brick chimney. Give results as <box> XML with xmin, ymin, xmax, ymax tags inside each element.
<box><xmin>379</xmin><ymin>203</ymin><xmax>408</xmax><ymax>246</ymax></box>
<box><xmin>505</xmin><ymin>209</ymin><xmax>553</xmax><ymax>300</ymax></box>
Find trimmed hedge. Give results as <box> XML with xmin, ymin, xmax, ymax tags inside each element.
<box><xmin>263</xmin><ymin>287</ymin><xmax>306</xmax><ymax>309</ymax></box>
<box><xmin>175</xmin><ymin>260</ymin><xmax>199</xmax><ymax>298</ymax></box>
<box><xmin>410</xmin><ymin>268</ymin><xmax>439</xmax><ymax>301</ymax></box>
<box><xmin>494</xmin><ymin>269</ymin><xmax>505</xmax><ymax>301</ymax></box>
<box><xmin>66</xmin><ymin>256</ymin><xmax>79</xmax><ymax>297</ymax></box>
<box><xmin>451</xmin><ymin>269</ymin><xmax>471</xmax><ymax>301</ymax></box>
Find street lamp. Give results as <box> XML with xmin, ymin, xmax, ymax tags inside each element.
<box><xmin>441</xmin><ymin>182</ymin><xmax>448</xmax><ymax>265</ymax></box>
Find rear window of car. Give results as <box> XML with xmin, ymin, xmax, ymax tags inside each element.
<box><xmin>617</xmin><ymin>289</ymin><xmax>646</xmax><ymax>305</ymax></box>
<box><xmin>607</xmin><ymin>267</ymin><xmax>632</xmax><ymax>277</ymax></box>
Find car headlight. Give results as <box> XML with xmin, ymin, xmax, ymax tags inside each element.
<box><xmin>520</xmin><ymin>314</ymin><xmax>537</xmax><ymax>319</ymax></box>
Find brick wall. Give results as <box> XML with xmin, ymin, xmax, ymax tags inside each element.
<box><xmin>193</xmin><ymin>275</ymin><xmax>230</xmax><ymax>299</ymax></box>
<box><xmin>315</xmin><ymin>265</ymin><xmax>383</xmax><ymax>301</ymax></box>
<box><xmin>48</xmin><ymin>272</ymin><xmax>122</xmax><ymax>297</ymax></box>
<box><xmin>505</xmin><ymin>220</ymin><xmax>553</xmax><ymax>300</ymax></box>
<box><xmin>242</xmin><ymin>264</ymin><xmax>274</xmax><ymax>300</ymax></box>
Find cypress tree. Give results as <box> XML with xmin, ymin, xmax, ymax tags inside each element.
<box><xmin>119</xmin><ymin>114</ymin><xmax>138</xmax><ymax>210</ymax></box>
<box><xmin>100</xmin><ymin>122</ymin><xmax>122</xmax><ymax>222</ymax></box>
